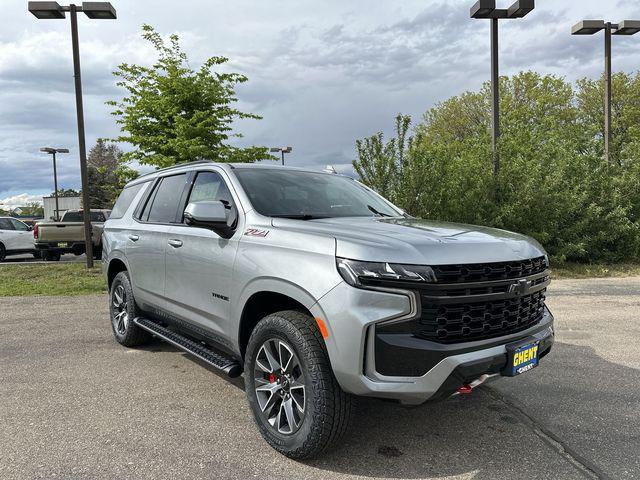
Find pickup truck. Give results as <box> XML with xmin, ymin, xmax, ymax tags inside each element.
<box><xmin>35</xmin><ymin>209</ymin><xmax>111</xmax><ymax>261</ymax></box>
<box><xmin>103</xmin><ymin>162</ymin><xmax>553</xmax><ymax>458</ymax></box>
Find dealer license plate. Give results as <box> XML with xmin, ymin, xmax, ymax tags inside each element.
<box><xmin>505</xmin><ymin>339</ymin><xmax>539</xmax><ymax>376</ymax></box>
<box><xmin>57</xmin><ymin>242</ymin><xmax>68</xmax><ymax>248</ymax></box>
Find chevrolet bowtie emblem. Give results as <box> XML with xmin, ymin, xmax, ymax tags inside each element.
<box><xmin>509</xmin><ymin>279</ymin><xmax>533</xmax><ymax>296</ymax></box>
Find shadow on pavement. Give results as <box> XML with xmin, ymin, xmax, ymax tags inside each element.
<box><xmin>302</xmin><ymin>341</ymin><xmax>638</xmax><ymax>479</ymax></box>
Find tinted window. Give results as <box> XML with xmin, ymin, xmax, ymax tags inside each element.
<box><xmin>188</xmin><ymin>172</ymin><xmax>233</xmax><ymax>205</ymax></box>
<box><xmin>9</xmin><ymin>219</ymin><xmax>29</xmax><ymax>231</ymax></box>
<box><xmin>144</xmin><ymin>174</ymin><xmax>188</xmax><ymax>223</ymax></box>
<box><xmin>62</xmin><ymin>211</ymin><xmax>109</xmax><ymax>222</ymax></box>
<box><xmin>0</xmin><ymin>219</ymin><xmax>14</xmax><ymax>230</ymax></box>
<box><xmin>233</xmin><ymin>169</ymin><xmax>402</xmax><ymax>218</ymax></box>
<box><xmin>111</xmin><ymin>182</ymin><xmax>145</xmax><ymax>219</ymax></box>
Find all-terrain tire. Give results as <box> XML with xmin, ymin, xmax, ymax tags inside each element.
<box><xmin>109</xmin><ymin>270</ymin><xmax>150</xmax><ymax>347</ymax></box>
<box><xmin>244</xmin><ymin>310</ymin><xmax>355</xmax><ymax>459</ymax></box>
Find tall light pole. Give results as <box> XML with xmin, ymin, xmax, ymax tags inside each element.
<box><xmin>470</xmin><ymin>0</ymin><xmax>535</xmax><ymax>177</ymax></box>
<box><xmin>29</xmin><ymin>2</ymin><xmax>117</xmax><ymax>268</ymax></box>
<box><xmin>40</xmin><ymin>147</ymin><xmax>69</xmax><ymax>221</ymax></box>
<box><xmin>270</xmin><ymin>147</ymin><xmax>293</xmax><ymax>166</ymax></box>
<box><xmin>571</xmin><ymin>20</ymin><xmax>640</xmax><ymax>166</ymax></box>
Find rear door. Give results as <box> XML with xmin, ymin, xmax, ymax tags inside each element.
<box><xmin>8</xmin><ymin>219</ymin><xmax>33</xmax><ymax>251</ymax></box>
<box><xmin>164</xmin><ymin>169</ymin><xmax>242</xmax><ymax>344</ymax></box>
<box><xmin>126</xmin><ymin>173</ymin><xmax>189</xmax><ymax>312</ymax></box>
<box><xmin>0</xmin><ymin>218</ymin><xmax>20</xmax><ymax>251</ymax></box>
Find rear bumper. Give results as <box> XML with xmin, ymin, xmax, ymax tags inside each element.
<box><xmin>316</xmin><ymin>281</ymin><xmax>554</xmax><ymax>405</ymax></box>
<box><xmin>35</xmin><ymin>242</ymin><xmax>85</xmax><ymax>254</ymax></box>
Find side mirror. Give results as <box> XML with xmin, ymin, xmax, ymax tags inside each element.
<box><xmin>184</xmin><ymin>200</ymin><xmax>237</xmax><ymax>239</ymax></box>
<box><xmin>27</xmin><ymin>225</ymin><xmax>33</xmax><ymax>231</ymax></box>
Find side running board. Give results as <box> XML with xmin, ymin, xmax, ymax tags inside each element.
<box><xmin>133</xmin><ymin>317</ymin><xmax>243</xmax><ymax>378</ymax></box>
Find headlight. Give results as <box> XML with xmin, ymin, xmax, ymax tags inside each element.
<box><xmin>336</xmin><ymin>257</ymin><xmax>437</xmax><ymax>287</ymax></box>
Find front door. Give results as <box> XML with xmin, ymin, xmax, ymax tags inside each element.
<box><xmin>164</xmin><ymin>170</ymin><xmax>241</xmax><ymax>345</ymax></box>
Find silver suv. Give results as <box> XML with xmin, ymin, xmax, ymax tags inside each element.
<box><xmin>103</xmin><ymin>161</ymin><xmax>554</xmax><ymax>458</ymax></box>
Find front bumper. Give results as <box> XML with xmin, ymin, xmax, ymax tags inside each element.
<box><xmin>315</xmin><ymin>281</ymin><xmax>554</xmax><ymax>405</ymax></box>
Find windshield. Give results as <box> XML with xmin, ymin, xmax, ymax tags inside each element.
<box><xmin>234</xmin><ymin>168</ymin><xmax>403</xmax><ymax>219</ymax></box>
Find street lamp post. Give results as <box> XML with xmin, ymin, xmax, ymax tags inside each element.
<box><xmin>40</xmin><ymin>147</ymin><xmax>69</xmax><ymax>221</ymax></box>
<box><xmin>571</xmin><ymin>20</ymin><xmax>640</xmax><ymax>166</ymax></box>
<box><xmin>270</xmin><ymin>147</ymin><xmax>293</xmax><ymax>166</ymax></box>
<box><xmin>29</xmin><ymin>1</ymin><xmax>117</xmax><ymax>268</ymax></box>
<box><xmin>470</xmin><ymin>0</ymin><xmax>535</xmax><ymax>177</ymax></box>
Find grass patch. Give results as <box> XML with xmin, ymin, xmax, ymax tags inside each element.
<box><xmin>551</xmin><ymin>262</ymin><xmax>640</xmax><ymax>279</ymax></box>
<box><xmin>0</xmin><ymin>263</ymin><xmax>106</xmax><ymax>296</ymax></box>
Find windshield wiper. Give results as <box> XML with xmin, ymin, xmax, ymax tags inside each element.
<box><xmin>367</xmin><ymin>205</ymin><xmax>392</xmax><ymax>217</ymax></box>
<box><xmin>270</xmin><ymin>214</ymin><xmax>329</xmax><ymax>220</ymax></box>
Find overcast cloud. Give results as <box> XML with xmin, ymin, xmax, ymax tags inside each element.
<box><xmin>1</xmin><ymin>0</ymin><xmax>639</xmax><ymax>203</ymax></box>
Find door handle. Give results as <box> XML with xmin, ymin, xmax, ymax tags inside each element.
<box><xmin>168</xmin><ymin>239</ymin><xmax>183</xmax><ymax>248</ymax></box>
<box><xmin>128</xmin><ymin>234</ymin><xmax>139</xmax><ymax>242</ymax></box>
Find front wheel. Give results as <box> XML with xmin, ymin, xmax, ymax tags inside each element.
<box><xmin>0</xmin><ymin>243</ymin><xmax>6</xmax><ymax>262</ymax></box>
<box><xmin>244</xmin><ymin>310</ymin><xmax>354</xmax><ymax>459</ymax></box>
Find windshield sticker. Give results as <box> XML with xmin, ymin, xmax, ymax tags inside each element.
<box><xmin>245</xmin><ymin>228</ymin><xmax>270</xmax><ymax>237</ymax></box>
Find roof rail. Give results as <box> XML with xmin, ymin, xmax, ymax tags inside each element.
<box><xmin>136</xmin><ymin>159</ymin><xmax>216</xmax><ymax>179</ymax></box>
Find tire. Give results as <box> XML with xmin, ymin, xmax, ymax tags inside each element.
<box><xmin>43</xmin><ymin>251</ymin><xmax>61</xmax><ymax>262</ymax></box>
<box><xmin>32</xmin><ymin>251</ymin><xmax>43</xmax><ymax>259</ymax></box>
<box><xmin>0</xmin><ymin>243</ymin><xmax>6</xmax><ymax>262</ymax></box>
<box><xmin>244</xmin><ymin>310</ymin><xmax>355</xmax><ymax>459</ymax></box>
<box><xmin>93</xmin><ymin>245</ymin><xmax>103</xmax><ymax>260</ymax></box>
<box><xmin>109</xmin><ymin>271</ymin><xmax>150</xmax><ymax>347</ymax></box>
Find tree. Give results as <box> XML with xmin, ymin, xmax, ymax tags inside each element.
<box><xmin>108</xmin><ymin>25</ymin><xmax>271</xmax><ymax>168</ymax></box>
<box><xmin>54</xmin><ymin>188</ymin><xmax>80</xmax><ymax>197</ymax></box>
<box><xmin>354</xmin><ymin>71</ymin><xmax>640</xmax><ymax>263</ymax></box>
<box><xmin>21</xmin><ymin>202</ymin><xmax>44</xmax><ymax>217</ymax></box>
<box><xmin>86</xmin><ymin>139</ymin><xmax>136</xmax><ymax>208</ymax></box>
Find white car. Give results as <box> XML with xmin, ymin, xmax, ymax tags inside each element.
<box><xmin>0</xmin><ymin>217</ymin><xmax>37</xmax><ymax>262</ymax></box>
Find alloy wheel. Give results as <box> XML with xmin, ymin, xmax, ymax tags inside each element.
<box><xmin>111</xmin><ymin>284</ymin><xmax>129</xmax><ymax>335</ymax></box>
<box><xmin>253</xmin><ymin>338</ymin><xmax>306</xmax><ymax>435</ymax></box>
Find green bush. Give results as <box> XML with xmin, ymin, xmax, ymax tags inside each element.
<box><xmin>353</xmin><ymin>71</ymin><xmax>640</xmax><ymax>263</ymax></box>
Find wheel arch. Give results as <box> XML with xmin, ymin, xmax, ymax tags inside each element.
<box><xmin>107</xmin><ymin>257</ymin><xmax>129</xmax><ymax>290</ymax></box>
<box><xmin>238</xmin><ymin>290</ymin><xmax>314</xmax><ymax>360</ymax></box>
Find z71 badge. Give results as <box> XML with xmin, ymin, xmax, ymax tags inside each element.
<box><xmin>244</xmin><ymin>228</ymin><xmax>270</xmax><ymax>237</ymax></box>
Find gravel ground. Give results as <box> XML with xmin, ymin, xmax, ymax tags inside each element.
<box><xmin>1</xmin><ymin>277</ymin><xmax>638</xmax><ymax>480</ymax></box>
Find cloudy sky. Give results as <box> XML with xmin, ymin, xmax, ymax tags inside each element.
<box><xmin>1</xmin><ymin>0</ymin><xmax>639</xmax><ymax>207</ymax></box>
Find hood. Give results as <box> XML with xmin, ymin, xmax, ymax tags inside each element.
<box><xmin>271</xmin><ymin>216</ymin><xmax>546</xmax><ymax>265</ymax></box>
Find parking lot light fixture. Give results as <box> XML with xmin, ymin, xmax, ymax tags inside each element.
<box><xmin>470</xmin><ymin>1</ymin><xmax>535</xmax><ymax>178</ymax></box>
<box><xmin>29</xmin><ymin>1</ymin><xmax>117</xmax><ymax>268</ymax></box>
<box><xmin>270</xmin><ymin>147</ymin><xmax>293</xmax><ymax>166</ymax></box>
<box><xmin>571</xmin><ymin>18</ymin><xmax>640</xmax><ymax>166</ymax></box>
<box><xmin>40</xmin><ymin>147</ymin><xmax>69</xmax><ymax>221</ymax></box>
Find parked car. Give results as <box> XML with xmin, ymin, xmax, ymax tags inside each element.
<box><xmin>34</xmin><ymin>209</ymin><xmax>111</xmax><ymax>261</ymax></box>
<box><xmin>102</xmin><ymin>161</ymin><xmax>554</xmax><ymax>458</ymax></box>
<box><xmin>0</xmin><ymin>217</ymin><xmax>39</xmax><ymax>261</ymax></box>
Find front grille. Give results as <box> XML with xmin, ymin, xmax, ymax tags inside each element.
<box><xmin>373</xmin><ymin>256</ymin><xmax>550</xmax><ymax>344</ymax></box>
<box><xmin>417</xmin><ymin>290</ymin><xmax>546</xmax><ymax>343</ymax></box>
<box><xmin>432</xmin><ymin>256</ymin><xmax>547</xmax><ymax>283</ymax></box>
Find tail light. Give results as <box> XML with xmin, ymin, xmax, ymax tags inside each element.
<box><xmin>33</xmin><ymin>224</ymin><xmax>38</xmax><ymax>239</ymax></box>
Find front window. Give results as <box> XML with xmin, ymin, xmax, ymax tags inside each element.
<box><xmin>233</xmin><ymin>168</ymin><xmax>403</xmax><ymax>219</ymax></box>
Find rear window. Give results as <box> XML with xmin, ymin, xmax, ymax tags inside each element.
<box><xmin>141</xmin><ymin>174</ymin><xmax>188</xmax><ymax>223</ymax></box>
<box><xmin>110</xmin><ymin>182</ymin><xmax>146</xmax><ymax>219</ymax></box>
<box><xmin>62</xmin><ymin>211</ymin><xmax>110</xmax><ymax>222</ymax></box>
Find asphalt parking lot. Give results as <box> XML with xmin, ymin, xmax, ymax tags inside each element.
<box><xmin>0</xmin><ymin>253</ymin><xmax>85</xmax><ymax>264</ymax></box>
<box><xmin>1</xmin><ymin>277</ymin><xmax>638</xmax><ymax>480</ymax></box>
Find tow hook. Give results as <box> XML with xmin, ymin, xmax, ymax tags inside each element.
<box><xmin>456</xmin><ymin>374</ymin><xmax>490</xmax><ymax>394</ymax></box>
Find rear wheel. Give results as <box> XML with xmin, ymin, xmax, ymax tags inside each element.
<box><xmin>109</xmin><ymin>271</ymin><xmax>150</xmax><ymax>347</ymax></box>
<box><xmin>244</xmin><ymin>310</ymin><xmax>354</xmax><ymax>459</ymax></box>
<box><xmin>43</xmin><ymin>251</ymin><xmax>61</xmax><ymax>261</ymax></box>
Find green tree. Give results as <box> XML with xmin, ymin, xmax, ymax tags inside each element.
<box><xmin>354</xmin><ymin>71</ymin><xmax>640</xmax><ymax>263</ymax></box>
<box><xmin>108</xmin><ymin>25</ymin><xmax>271</xmax><ymax>168</ymax></box>
<box><xmin>54</xmin><ymin>188</ymin><xmax>80</xmax><ymax>198</ymax></box>
<box><xmin>87</xmin><ymin>139</ymin><xmax>137</xmax><ymax>208</ymax></box>
<box><xmin>21</xmin><ymin>202</ymin><xmax>44</xmax><ymax>217</ymax></box>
